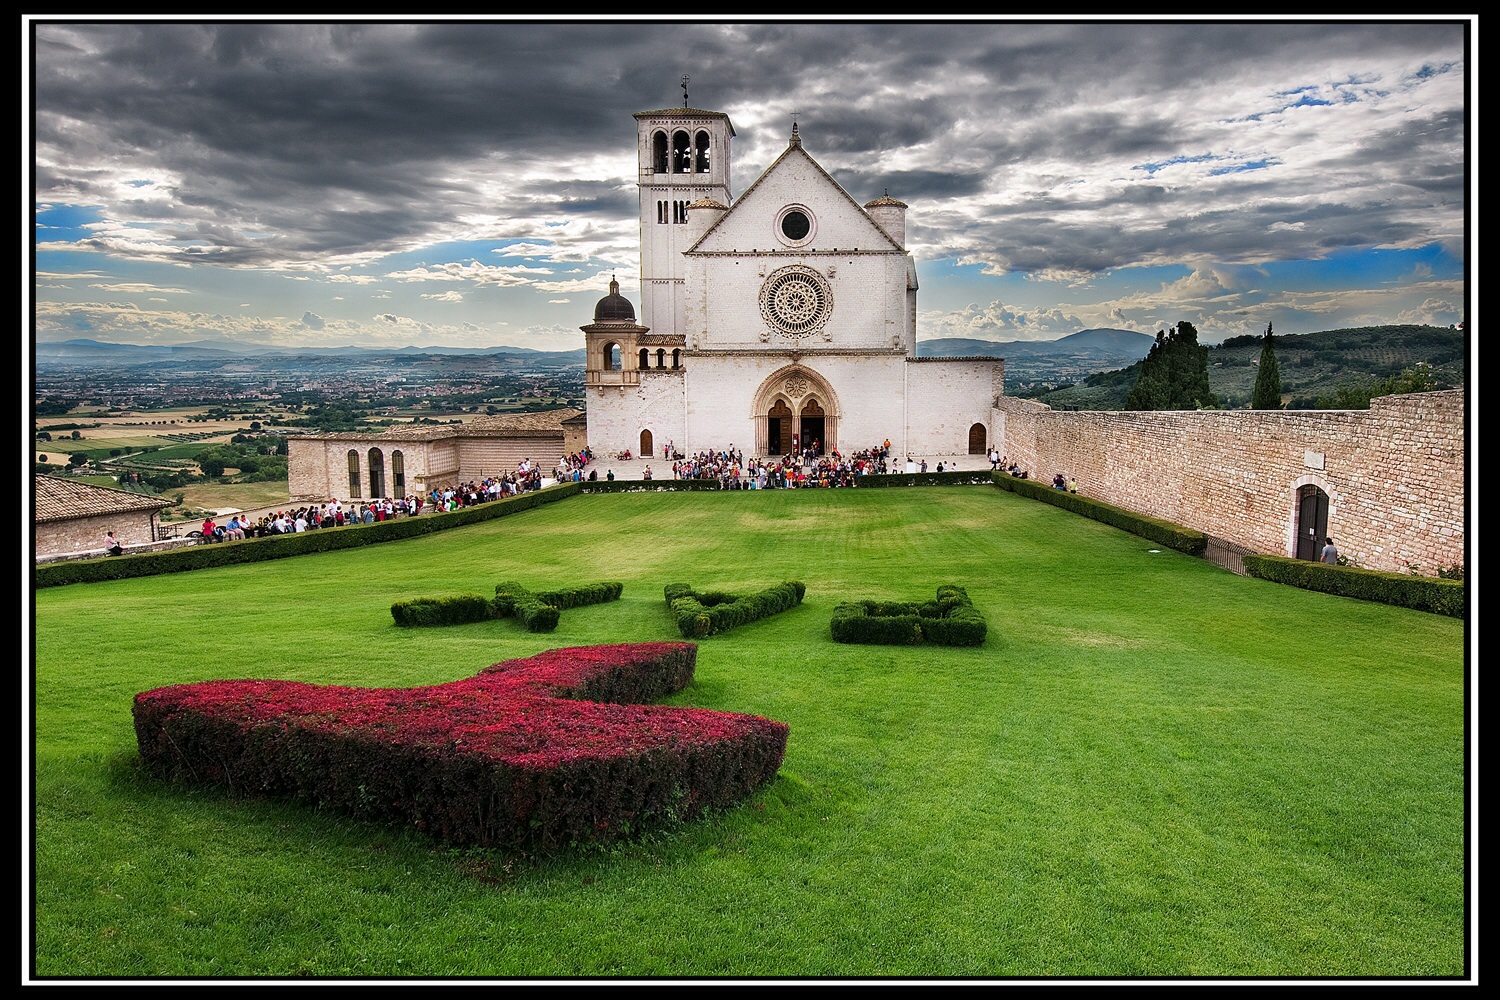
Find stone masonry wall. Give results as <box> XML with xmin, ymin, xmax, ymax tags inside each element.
<box><xmin>994</xmin><ymin>389</ymin><xmax>1465</xmax><ymax>575</ymax></box>
<box><xmin>35</xmin><ymin>509</ymin><xmax>159</xmax><ymax>559</ymax></box>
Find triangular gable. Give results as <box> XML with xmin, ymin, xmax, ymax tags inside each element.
<box><xmin>689</xmin><ymin>141</ymin><xmax>905</xmax><ymax>254</ymax></box>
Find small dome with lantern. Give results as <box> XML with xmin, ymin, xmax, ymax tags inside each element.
<box><xmin>593</xmin><ymin>276</ymin><xmax>636</xmax><ymax>323</ymax></box>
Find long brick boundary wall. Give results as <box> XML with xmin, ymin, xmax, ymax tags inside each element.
<box><xmin>993</xmin><ymin>389</ymin><xmax>1465</xmax><ymax>575</ymax></box>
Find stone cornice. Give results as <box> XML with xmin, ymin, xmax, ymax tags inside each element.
<box><xmin>906</xmin><ymin>356</ymin><xmax>1006</xmax><ymax>363</ymax></box>
<box><xmin>685</xmin><ymin>248</ymin><xmax>904</xmax><ymax>257</ymax></box>
<box><xmin>686</xmin><ymin>347</ymin><xmax>908</xmax><ymax>358</ymax></box>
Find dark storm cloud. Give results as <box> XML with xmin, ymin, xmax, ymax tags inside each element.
<box><xmin>31</xmin><ymin>20</ymin><xmax>1467</xmax><ymax>279</ymax></box>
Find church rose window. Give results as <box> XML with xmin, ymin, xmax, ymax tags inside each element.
<box><xmin>760</xmin><ymin>265</ymin><xmax>833</xmax><ymax>339</ymax></box>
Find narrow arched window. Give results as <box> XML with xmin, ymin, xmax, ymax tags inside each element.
<box><xmin>695</xmin><ymin>131</ymin><xmax>711</xmax><ymax>172</ymax></box>
<box><xmin>392</xmin><ymin>450</ymin><xmax>405</xmax><ymax>493</ymax></box>
<box><xmin>368</xmin><ymin>448</ymin><xmax>386</xmax><ymax>498</ymax></box>
<box><xmin>672</xmin><ymin>349</ymin><xmax>681</xmax><ymax>369</ymax></box>
<box><xmin>347</xmin><ymin>450</ymin><xmax>360</xmax><ymax>498</ymax></box>
<box><xmin>639</xmin><ymin>348</ymin><xmax>650</xmax><ymax>370</ymax></box>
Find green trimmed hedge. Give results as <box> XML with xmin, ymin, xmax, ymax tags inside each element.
<box><xmin>1243</xmin><ymin>554</ymin><xmax>1464</xmax><ymax>617</ymax></box>
<box><xmin>35</xmin><ymin>483</ymin><xmax>582</xmax><ymax>588</ymax></box>
<box><xmin>494</xmin><ymin>580</ymin><xmax>624</xmax><ymax>632</ymax></box>
<box><xmin>830</xmin><ymin>585</ymin><xmax>988</xmax><ymax>646</ymax></box>
<box><xmin>392</xmin><ymin>580</ymin><xmax>624</xmax><ymax>632</ymax></box>
<box><xmin>664</xmin><ymin>581</ymin><xmax>806</xmax><ymax>637</ymax></box>
<box><xmin>390</xmin><ymin>594</ymin><xmax>494</xmax><ymax>628</ymax></box>
<box><xmin>991</xmin><ymin>472</ymin><xmax>1207</xmax><ymax>556</ymax></box>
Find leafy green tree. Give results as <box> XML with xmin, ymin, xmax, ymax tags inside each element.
<box><xmin>1126</xmin><ymin>321</ymin><xmax>1215</xmax><ymax>410</ymax></box>
<box><xmin>1251</xmin><ymin>322</ymin><xmax>1283</xmax><ymax>409</ymax></box>
<box><xmin>1316</xmin><ymin>366</ymin><xmax>1438</xmax><ymax>410</ymax></box>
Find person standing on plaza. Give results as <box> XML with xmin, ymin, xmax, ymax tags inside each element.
<box><xmin>1320</xmin><ymin>537</ymin><xmax>1339</xmax><ymax>564</ymax></box>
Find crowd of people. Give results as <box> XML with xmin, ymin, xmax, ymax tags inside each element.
<box><xmin>664</xmin><ymin>442</ymin><xmax>905</xmax><ymax>490</ymax></box>
<box><xmin>553</xmin><ymin>448</ymin><xmax>597</xmax><ymax>483</ymax></box>
<box><xmin>194</xmin><ymin>459</ymin><xmax>554</xmax><ymax>542</ymax></box>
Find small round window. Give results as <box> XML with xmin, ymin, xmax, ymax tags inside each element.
<box><xmin>776</xmin><ymin>205</ymin><xmax>816</xmax><ymax>247</ymax></box>
<box><xmin>781</xmin><ymin>210</ymin><xmax>811</xmax><ymax>241</ymax></box>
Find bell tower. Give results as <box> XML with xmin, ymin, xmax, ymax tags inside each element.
<box><xmin>633</xmin><ymin>83</ymin><xmax>734</xmax><ymax>338</ymax></box>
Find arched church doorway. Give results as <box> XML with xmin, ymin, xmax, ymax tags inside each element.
<box><xmin>968</xmin><ymin>423</ymin><xmax>987</xmax><ymax>454</ymax></box>
<box><xmin>767</xmin><ymin>399</ymin><xmax>793</xmax><ymax>455</ymax></box>
<box><xmin>1295</xmin><ymin>485</ymin><xmax>1329</xmax><ymax>560</ymax></box>
<box><xmin>753</xmin><ymin>366</ymin><xmax>840</xmax><ymax>457</ymax></box>
<box><xmin>800</xmin><ymin>399</ymin><xmax>826</xmax><ymax>455</ymax></box>
<box><xmin>640</xmin><ymin>429</ymin><xmax>654</xmax><ymax>459</ymax></box>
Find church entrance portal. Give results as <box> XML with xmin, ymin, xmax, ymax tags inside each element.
<box><xmin>753</xmin><ymin>367</ymin><xmax>840</xmax><ymax>457</ymax></box>
<box><xmin>968</xmin><ymin>423</ymin><xmax>987</xmax><ymax>454</ymax></box>
<box><xmin>640</xmin><ymin>429</ymin><xmax>654</xmax><ymax>459</ymax></box>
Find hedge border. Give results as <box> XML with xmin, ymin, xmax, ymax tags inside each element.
<box><xmin>990</xmin><ymin>472</ymin><xmax>1208</xmax><ymax>556</ymax></box>
<box><xmin>35</xmin><ymin>482</ymin><xmax>582</xmax><ymax>588</ymax></box>
<box><xmin>1242</xmin><ymin>554</ymin><xmax>1464</xmax><ymax>617</ymax></box>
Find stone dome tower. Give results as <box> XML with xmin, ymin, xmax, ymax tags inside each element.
<box><xmin>864</xmin><ymin>193</ymin><xmax>908</xmax><ymax>248</ymax></box>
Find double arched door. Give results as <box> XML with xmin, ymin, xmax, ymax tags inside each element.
<box><xmin>757</xmin><ymin>369</ymin><xmax>837</xmax><ymax>456</ymax></box>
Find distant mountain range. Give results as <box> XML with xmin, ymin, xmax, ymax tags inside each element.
<box><xmin>33</xmin><ymin>328</ymin><xmax>1155</xmax><ymax>365</ymax></box>
<box><xmin>32</xmin><ymin>338</ymin><xmax>587</xmax><ymax>365</ymax></box>
<box><xmin>915</xmin><ymin>328</ymin><xmax>1154</xmax><ymax>359</ymax></box>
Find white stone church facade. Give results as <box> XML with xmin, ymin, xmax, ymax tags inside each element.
<box><xmin>582</xmin><ymin>105</ymin><xmax>1002</xmax><ymax>460</ymax></box>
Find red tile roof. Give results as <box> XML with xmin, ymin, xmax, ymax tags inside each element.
<box><xmin>34</xmin><ymin>475</ymin><xmax>174</xmax><ymax>524</ymax></box>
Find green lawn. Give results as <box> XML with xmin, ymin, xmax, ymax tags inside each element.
<box><xmin>29</xmin><ymin>486</ymin><xmax>1468</xmax><ymax>978</ymax></box>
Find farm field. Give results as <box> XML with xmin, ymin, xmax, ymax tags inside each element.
<box><xmin>29</xmin><ymin>486</ymin><xmax>1469</xmax><ymax>979</ymax></box>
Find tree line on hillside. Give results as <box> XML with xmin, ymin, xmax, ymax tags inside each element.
<box><xmin>1069</xmin><ymin>322</ymin><xmax>1461</xmax><ymax>412</ymax></box>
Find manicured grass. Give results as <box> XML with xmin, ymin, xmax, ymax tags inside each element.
<box><xmin>30</xmin><ymin>486</ymin><xmax>1467</xmax><ymax>978</ymax></box>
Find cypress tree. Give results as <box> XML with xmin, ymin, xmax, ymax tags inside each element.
<box><xmin>1251</xmin><ymin>321</ymin><xmax>1283</xmax><ymax>409</ymax></box>
<box><xmin>1126</xmin><ymin>321</ymin><xmax>1215</xmax><ymax>410</ymax></box>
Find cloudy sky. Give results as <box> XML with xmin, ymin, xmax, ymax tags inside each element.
<box><xmin>28</xmin><ymin>17</ymin><xmax>1472</xmax><ymax>351</ymax></box>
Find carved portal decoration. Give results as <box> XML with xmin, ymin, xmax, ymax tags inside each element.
<box><xmin>783</xmin><ymin>375</ymin><xmax>809</xmax><ymax>398</ymax></box>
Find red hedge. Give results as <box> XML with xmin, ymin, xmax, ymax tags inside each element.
<box><xmin>133</xmin><ymin>643</ymin><xmax>789</xmax><ymax>851</ymax></box>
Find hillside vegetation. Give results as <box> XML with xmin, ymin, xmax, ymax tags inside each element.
<box><xmin>1032</xmin><ymin>324</ymin><xmax>1464</xmax><ymax>411</ymax></box>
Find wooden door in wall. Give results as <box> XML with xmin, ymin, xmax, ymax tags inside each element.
<box><xmin>1296</xmin><ymin>486</ymin><xmax>1329</xmax><ymax>560</ymax></box>
<box><xmin>768</xmin><ymin>399</ymin><xmax>793</xmax><ymax>455</ymax></box>
<box><xmin>640</xmin><ymin>429</ymin><xmax>654</xmax><ymax>459</ymax></box>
